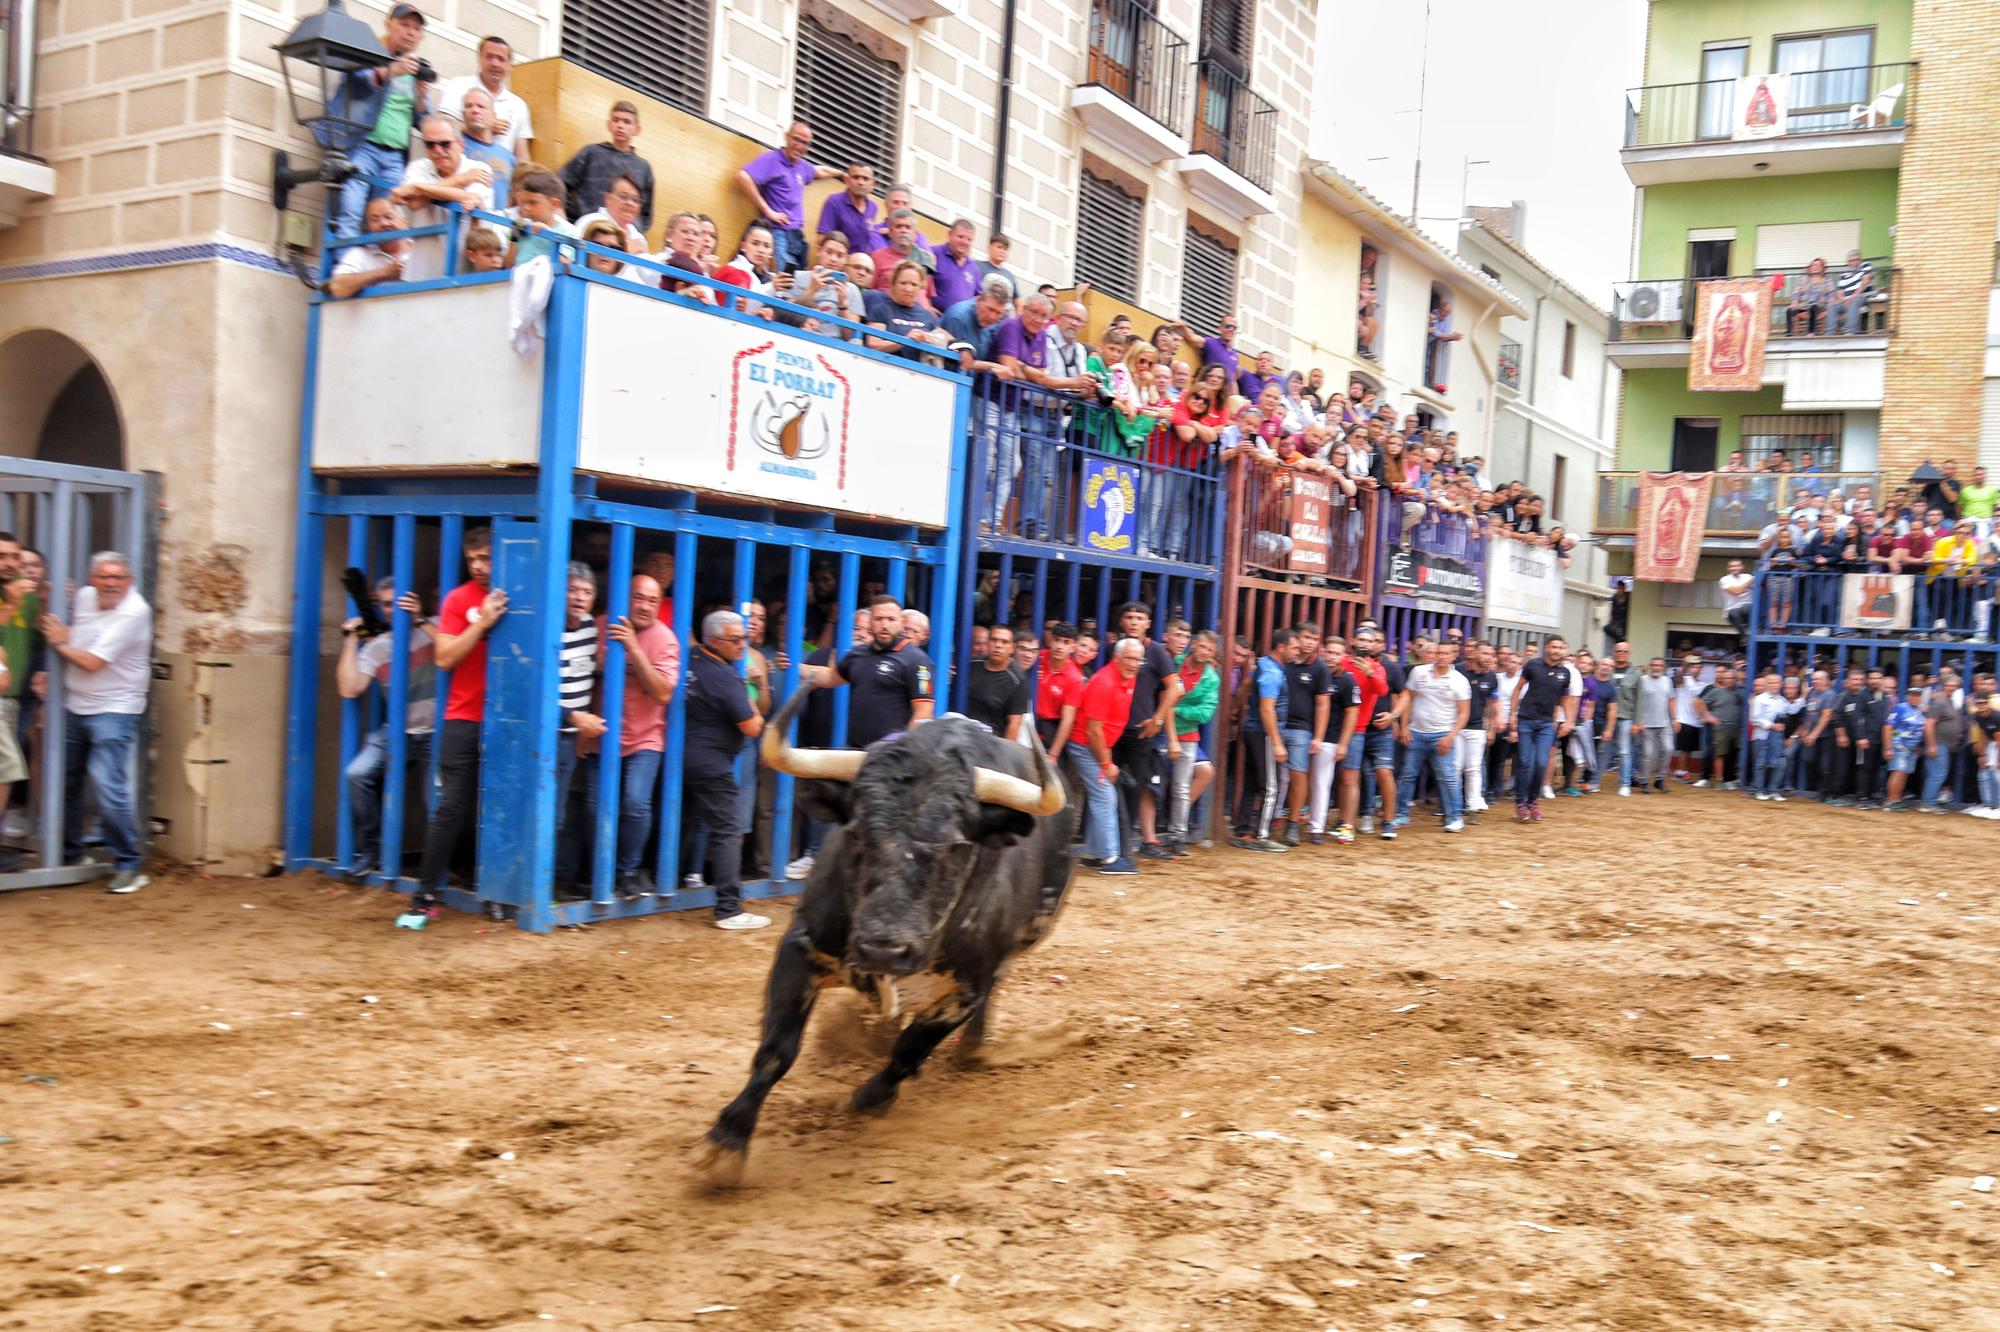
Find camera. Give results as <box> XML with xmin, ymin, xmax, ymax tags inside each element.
<box><xmin>413</xmin><ymin>57</ymin><xmax>438</xmax><ymax>84</ymax></box>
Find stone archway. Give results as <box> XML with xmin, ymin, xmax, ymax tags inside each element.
<box><xmin>0</xmin><ymin>329</ymin><xmax>126</xmax><ymax>470</ymax></box>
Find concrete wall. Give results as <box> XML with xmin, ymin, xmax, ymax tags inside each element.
<box><xmin>1642</xmin><ymin>0</ymin><xmax>1913</xmax><ymax>85</ymax></box>
<box><xmin>1634</xmin><ymin>170</ymin><xmax>1900</xmax><ymax>277</ymax></box>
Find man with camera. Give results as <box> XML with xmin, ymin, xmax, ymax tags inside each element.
<box><xmin>332</xmin><ymin>4</ymin><xmax>435</xmax><ymax>241</ymax></box>
<box><xmin>335</xmin><ymin>576</ymin><xmax>436</xmax><ymax>883</ymax></box>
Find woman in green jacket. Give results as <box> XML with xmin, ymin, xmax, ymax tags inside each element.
<box><xmin>1167</xmin><ymin>628</ymin><xmax>1222</xmax><ymax>851</ymax></box>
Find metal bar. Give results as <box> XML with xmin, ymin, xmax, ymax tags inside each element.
<box><xmin>833</xmin><ymin>552</ymin><xmax>859</xmax><ymax>746</ymax></box>
<box><xmin>334</xmin><ymin>517</ymin><xmax>368</xmax><ymax>870</ymax></box>
<box><xmin>654</xmin><ymin>523</ymin><xmax>699</xmax><ymax>900</ymax></box>
<box><xmin>590</xmin><ymin>523</ymin><xmax>634</xmax><ymax>904</ymax></box>
<box><xmin>379</xmin><ymin>513</ymin><xmax>417</xmax><ymax>885</ymax></box>
<box><xmin>429</xmin><ymin>514</ymin><xmax>463</xmax><ymax>817</ymax></box>
<box><xmin>768</xmin><ymin>541</ymin><xmax>809</xmax><ymax>889</ymax></box>
<box><xmin>38</xmin><ymin>481</ymin><xmax>72</xmax><ymax>872</ymax></box>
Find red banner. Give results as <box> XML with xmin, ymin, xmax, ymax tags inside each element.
<box><xmin>1689</xmin><ymin>278</ymin><xmax>1771</xmax><ymax>392</ymax></box>
<box><xmin>1288</xmin><ymin>474</ymin><xmax>1331</xmax><ymax>573</ymax></box>
<box><xmin>1635</xmin><ymin>471</ymin><xmax>1713</xmax><ymax>583</ymax></box>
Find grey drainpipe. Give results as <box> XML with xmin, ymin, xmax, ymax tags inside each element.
<box><xmin>990</xmin><ymin>0</ymin><xmax>1019</xmax><ymax>238</ymax></box>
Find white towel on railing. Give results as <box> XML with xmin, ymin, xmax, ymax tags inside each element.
<box><xmin>509</xmin><ymin>255</ymin><xmax>552</xmax><ymax>358</ymax></box>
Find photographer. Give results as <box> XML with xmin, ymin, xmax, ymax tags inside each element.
<box><xmin>335</xmin><ymin>577</ymin><xmax>436</xmax><ymax>883</ymax></box>
<box><xmin>332</xmin><ymin>4</ymin><xmax>435</xmax><ymax>240</ymax></box>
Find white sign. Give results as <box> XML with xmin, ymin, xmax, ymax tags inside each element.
<box><xmin>1731</xmin><ymin>73</ymin><xmax>1789</xmax><ymax>141</ymax></box>
<box><xmin>578</xmin><ymin>284</ymin><xmax>958</xmax><ymax>527</ymax></box>
<box><xmin>1485</xmin><ymin>541</ymin><xmax>1564</xmax><ymax>630</ymax></box>
<box><xmin>1840</xmin><ymin>573</ymin><xmax>1912</xmax><ymax>632</ymax></box>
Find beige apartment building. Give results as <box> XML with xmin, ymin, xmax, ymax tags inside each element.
<box><xmin>0</xmin><ymin>0</ymin><xmax>1318</xmax><ymax>871</ymax></box>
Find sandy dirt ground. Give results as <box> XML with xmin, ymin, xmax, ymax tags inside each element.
<box><xmin>3</xmin><ymin>791</ymin><xmax>1999</xmax><ymax>1331</ymax></box>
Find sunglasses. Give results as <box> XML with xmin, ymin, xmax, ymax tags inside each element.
<box><xmin>421</xmin><ymin>138</ymin><xmax>455</xmax><ymax>149</ymax></box>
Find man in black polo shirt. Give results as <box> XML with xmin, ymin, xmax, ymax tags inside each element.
<box><xmin>811</xmin><ymin>594</ymin><xmax>936</xmax><ymax>747</ymax></box>
<box><xmin>1824</xmin><ymin>665</ymin><xmax>1885</xmax><ymax>807</ymax></box>
<box><xmin>1114</xmin><ymin>601</ymin><xmax>1186</xmax><ymax>863</ymax></box>
<box><xmin>1275</xmin><ymin>620</ymin><xmax>1334</xmax><ymax>846</ymax></box>
<box><xmin>682</xmin><ymin>609</ymin><xmax>769</xmax><ymax>931</ymax></box>
<box><xmin>1505</xmin><ymin>636</ymin><xmax>1580</xmax><ymax>824</ymax></box>
<box><xmin>963</xmin><ymin>621</ymin><xmax>1030</xmax><ymax>740</ymax></box>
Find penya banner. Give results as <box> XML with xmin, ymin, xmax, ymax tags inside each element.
<box><xmin>1689</xmin><ymin>277</ymin><xmax>1772</xmax><ymax>393</ymax></box>
<box><xmin>1635</xmin><ymin>471</ymin><xmax>1714</xmax><ymax>583</ymax></box>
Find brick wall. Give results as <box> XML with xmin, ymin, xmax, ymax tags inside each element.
<box><xmin>1878</xmin><ymin>0</ymin><xmax>2000</xmax><ymax>478</ymax></box>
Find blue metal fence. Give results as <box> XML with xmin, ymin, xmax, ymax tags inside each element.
<box><xmin>1755</xmin><ymin>567</ymin><xmax>1992</xmax><ymax>641</ymax></box>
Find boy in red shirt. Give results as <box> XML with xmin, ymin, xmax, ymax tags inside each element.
<box><xmin>1036</xmin><ymin>621</ymin><xmax>1084</xmax><ymax>755</ymax></box>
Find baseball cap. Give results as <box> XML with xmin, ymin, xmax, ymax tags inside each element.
<box><xmin>389</xmin><ymin>3</ymin><xmax>426</xmax><ymax>22</ymax></box>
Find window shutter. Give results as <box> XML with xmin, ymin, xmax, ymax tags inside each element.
<box><xmin>1075</xmin><ymin>171</ymin><xmax>1144</xmax><ymax>304</ymax></box>
<box><xmin>561</xmin><ymin>0</ymin><xmax>712</xmax><ymax>118</ymax></box>
<box><xmin>1753</xmin><ymin>221</ymin><xmax>1862</xmax><ymax>272</ymax></box>
<box><xmin>793</xmin><ymin>16</ymin><xmax>903</xmax><ymax>180</ymax></box>
<box><xmin>1180</xmin><ymin>224</ymin><xmax>1237</xmax><ymax>336</ymax></box>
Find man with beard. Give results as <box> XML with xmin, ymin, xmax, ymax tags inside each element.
<box><xmin>1505</xmin><ymin>636</ymin><xmax>1580</xmax><ymax>823</ymax></box>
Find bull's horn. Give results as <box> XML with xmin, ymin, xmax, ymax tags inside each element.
<box><xmin>972</xmin><ymin>734</ymin><xmax>1066</xmax><ymax>816</ymax></box>
<box><xmin>760</xmin><ymin>680</ymin><xmax>867</xmax><ymax>782</ymax></box>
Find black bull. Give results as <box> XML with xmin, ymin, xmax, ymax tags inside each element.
<box><xmin>697</xmin><ymin>686</ymin><xmax>1077</xmax><ymax>1185</ymax></box>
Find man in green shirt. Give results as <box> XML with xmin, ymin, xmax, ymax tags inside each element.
<box><xmin>0</xmin><ymin>532</ymin><xmax>39</xmax><ymax>870</ymax></box>
<box><xmin>331</xmin><ymin>4</ymin><xmax>431</xmax><ymax>239</ymax></box>
<box><xmin>1957</xmin><ymin>465</ymin><xmax>1997</xmax><ymax>535</ymax></box>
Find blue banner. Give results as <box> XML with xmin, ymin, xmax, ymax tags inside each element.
<box><xmin>1081</xmin><ymin>459</ymin><xmax>1139</xmax><ymax>555</ymax></box>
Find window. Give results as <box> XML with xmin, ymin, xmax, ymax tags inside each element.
<box><xmin>1198</xmin><ymin>0</ymin><xmax>1253</xmax><ymax>70</ymax></box>
<box><xmin>1479</xmin><ymin>263</ymin><xmax>1500</xmax><ymax>281</ymax></box>
<box><xmin>1561</xmin><ymin>321</ymin><xmax>1577</xmax><ymax>378</ymax></box>
<box><xmin>561</xmin><ymin>0</ymin><xmax>711</xmax><ymax>117</ymax></box>
<box><xmin>1075</xmin><ymin>169</ymin><xmax>1144</xmax><ymax>305</ymax></box>
<box><xmin>1551</xmin><ymin>455</ymin><xmax>1568</xmax><ymax>522</ymax></box>
<box><xmin>1697</xmin><ymin>42</ymin><xmax>1747</xmax><ymax>140</ymax></box>
<box><xmin>793</xmin><ymin>10</ymin><xmax>904</xmax><ymax>181</ymax></box>
<box><xmin>1181</xmin><ymin>221</ymin><xmax>1237</xmax><ymax>336</ymax></box>
<box><xmin>1775</xmin><ymin>29</ymin><xmax>1874</xmax><ymax>130</ymax></box>
<box><xmin>1356</xmin><ymin>241</ymin><xmax>1383</xmax><ymax>361</ymax></box>
<box><xmin>1741</xmin><ymin>413</ymin><xmax>1842</xmax><ymax>468</ymax></box>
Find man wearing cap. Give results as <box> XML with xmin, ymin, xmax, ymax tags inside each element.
<box><xmin>333</xmin><ymin>4</ymin><xmax>431</xmax><ymax>239</ymax></box>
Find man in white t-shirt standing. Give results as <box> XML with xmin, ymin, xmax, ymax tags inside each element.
<box><xmin>38</xmin><ymin>552</ymin><xmax>153</xmax><ymax>893</ymax></box>
<box><xmin>438</xmin><ymin>35</ymin><xmax>534</xmax><ymax>158</ymax></box>
<box><xmin>390</xmin><ymin>116</ymin><xmax>494</xmax><ymax>281</ymax></box>
<box><xmin>1395</xmin><ymin>638</ymin><xmax>1472</xmax><ymax>833</ymax></box>
<box><xmin>1719</xmin><ymin>559</ymin><xmax>1755</xmax><ymax>639</ymax></box>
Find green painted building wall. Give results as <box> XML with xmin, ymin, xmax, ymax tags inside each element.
<box><xmin>1616</xmin><ymin>556</ymin><xmax>1738</xmax><ymax>661</ymax></box>
<box><xmin>1643</xmin><ymin>0</ymin><xmax>1912</xmax><ymax>86</ymax></box>
<box><xmin>1617</xmin><ymin>371</ymin><xmax>1789</xmax><ymax>470</ymax></box>
<box><xmin>1636</xmin><ymin>170</ymin><xmax>1900</xmax><ymax>276</ymax></box>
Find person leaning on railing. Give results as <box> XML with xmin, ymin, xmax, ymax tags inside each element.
<box><xmin>328</xmin><ymin>198</ymin><xmax>409</xmax><ymax>298</ymax></box>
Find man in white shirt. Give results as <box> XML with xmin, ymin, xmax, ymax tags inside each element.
<box><xmin>438</xmin><ymin>35</ymin><xmax>534</xmax><ymax>158</ymax></box>
<box><xmin>1485</xmin><ymin>646</ymin><xmax>1523</xmax><ymax>807</ymax></box>
<box><xmin>328</xmin><ymin>197</ymin><xmax>409</xmax><ymax>299</ymax></box>
<box><xmin>1396</xmin><ymin>639</ymin><xmax>1472</xmax><ymax>833</ymax></box>
<box><xmin>390</xmin><ymin>116</ymin><xmax>494</xmax><ymax>281</ymax></box>
<box><xmin>38</xmin><ymin>552</ymin><xmax>153</xmax><ymax>893</ymax></box>
<box><xmin>1719</xmin><ymin>558</ymin><xmax>1754</xmax><ymax>639</ymax></box>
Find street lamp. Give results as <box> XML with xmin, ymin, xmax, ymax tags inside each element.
<box><xmin>269</xmin><ymin>0</ymin><xmax>389</xmax><ymax>213</ymax></box>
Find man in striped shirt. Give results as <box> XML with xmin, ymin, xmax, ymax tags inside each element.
<box><xmin>554</xmin><ymin>562</ymin><xmax>607</xmax><ymax>901</ymax></box>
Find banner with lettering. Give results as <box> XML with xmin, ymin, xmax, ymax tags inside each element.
<box><xmin>1081</xmin><ymin>458</ymin><xmax>1138</xmax><ymax>556</ymax></box>
<box><xmin>1288</xmin><ymin>474</ymin><xmax>1331</xmax><ymax>574</ymax></box>
<box><xmin>1689</xmin><ymin>278</ymin><xmax>1771</xmax><ymax>392</ymax></box>
<box><xmin>1635</xmin><ymin>471</ymin><xmax>1714</xmax><ymax>584</ymax></box>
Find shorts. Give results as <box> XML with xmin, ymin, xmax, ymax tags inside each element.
<box><xmin>1280</xmin><ymin>727</ymin><xmax>1312</xmax><ymax>774</ymax></box>
<box><xmin>0</xmin><ymin>697</ymin><xmax>23</xmax><ymax>785</ymax></box>
<box><xmin>1112</xmin><ymin>733</ymin><xmax>1164</xmax><ymax>794</ymax></box>
<box><xmin>1709</xmin><ymin>726</ymin><xmax>1738</xmax><ymax>757</ymax></box>
<box><xmin>1340</xmin><ymin>725</ymin><xmax>1398</xmax><ymax>772</ymax></box>
<box><xmin>1674</xmin><ymin>725</ymin><xmax>1703</xmax><ymax>754</ymax></box>
<box><xmin>1888</xmin><ymin>741</ymin><xmax>1920</xmax><ymax>775</ymax></box>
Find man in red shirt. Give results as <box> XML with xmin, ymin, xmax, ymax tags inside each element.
<box><xmin>1070</xmin><ymin>638</ymin><xmax>1142</xmax><ymax>875</ymax></box>
<box><xmin>412</xmin><ymin>526</ymin><xmax>508</xmax><ymax>916</ymax></box>
<box><xmin>1036</xmin><ymin>621</ymin><xmax>1084</xmax><ymax>755</ymax></box>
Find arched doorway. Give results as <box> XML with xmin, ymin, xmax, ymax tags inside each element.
<box><xmin>0</xmin><ymin>329</ymin><xmax>126</xmax><ymax>470</ymax></box>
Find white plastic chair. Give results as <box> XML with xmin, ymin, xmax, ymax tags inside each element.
<box><xmin>1849</xmin><ymin>83</ymin><xmax>1904</xmax><ymax>128</ymax></box>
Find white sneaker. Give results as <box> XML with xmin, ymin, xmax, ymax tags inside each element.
<box><xmin>1772</xmin><ymin>793</ymin><xmax>1787</xmax><ymax>803</ymax></box>
<box><xmin>1963</xmin><ymin>806</ymin><xmax>1990</xmax><ymax>818</ymax></box>
<box><xmin>1755</xmin><ymin>792</ymin><xmax>1771</xmax><ymax>801</ymax></box>
<box><xmin>1618</xmin><ymin>785</ymin><xmax>1631</xmax><ymax>797</ymax></box>
<box><xmin>1979</xmin><ymin>808</ymin><xmax>2000</xmax><ymax>821</ymax></box>
<box><xmin>715</xmin><ymin>912</ymin><xmax>771</xmax><ymax>931</ymax></box>
<box><xmin>1358</xmin><ymin>816</ymin><xmax>1374</xmax><ymax>835</ymax></box>
<box><xmin>1693</xmin><ymin>779</ymin><xmax>1710</xmax><ymax>788</ymax></box>
<box><xmin>1541</xmin><ymin>785</ymin><xmax>1556</xmax><ymax>799</ymax></box>
<box><xmin>785</xmin><ymin>854</ymin><xmax>816</xmax><ymax>880</ymax></box>
<box><xmin>682</xmin><ymin>872</ymin><xmax>706</xmax><ymax>890</ymax></box>
<box><xmin>1</xmin><ymin>808</ymin><xmax>27</xmax><ymax>838</ymax></box>
<box><xmin>1443</xmin><ymin>819</ymin><xmax>1464</xmax><ymax>833</ymax></box>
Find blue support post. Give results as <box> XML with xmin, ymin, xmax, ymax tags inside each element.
<box><xmin>729</xmin><ymin>539</ymin><xmax>757</xmax><ymax>893</ymax></box>
<box><xmin>378</xmin><ymin>513</ymin><xmax>416</xmax><ymax>885</ymax></box>
<box><xmin>655</xmin><ymin>523</ymin><xmax>699</xmax><ymax>902</ymax></box>
<box><xmin>1064</xmin><ymin>560</ymin><xmax>1081</xmax><ymax>627</ymax></box>
<box><xmin>590</xmin><ymin>524</ymin><xmax>634</xmax><ymax>904</ymax></box>
<box><xmin>431</xmin><ymin>514</ymin><xmax>463</xmax><ymax>816</ymax></box>
<box><xmin>833</xmin><ymin>552</ymin><xmax>859</xmax><ymax>746</ymax></box>
<box><xmin>283</xmin><ymin>303</ymin><xmax>328</xmax><ymax>866</ymax></box>
<box><xmin>334</xmin><ymin>517</ymin><xmax>368</xmax><ymax>870</ymax></box>
<box><xmin>766</xmin><ymin>541</ymin><xmax>809</xmax><ymax>895</ymax></box>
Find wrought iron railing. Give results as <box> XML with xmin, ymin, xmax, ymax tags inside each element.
<box><xmin>1623</xmin><ymin>61</ymin><xmax>1914</xmax><ymax>150</ymax></box>
<box><xmin>1190</xmin><ymin>59</ymin><xmax>1276</xmax><ymax>191</ymax></box>
<box><xmin>1755</xmin><ymin>567</ymin><xmax>1995</xmax><ymax>642</ymax></box>
<box><xmin>1085</xmin><ymin>0</ymin><xmax>1190</xmax><ymax>137</ymax></box>
<box><xmin>1609</xmin><ymin>263</ymin><xmax>1896</xmax><ymax>341</ymax></box>
<box><xmin>1592</xmin><ymin>471</ymin><xmax>1884</xmax><ymax>536</ymax></box>
<box><xmin>1497</xmin><ymin>340</ymin><xmax>1522</xmax><ymax>391</ymax></box>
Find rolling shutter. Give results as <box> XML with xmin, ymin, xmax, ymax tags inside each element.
<box><xmin>1180</xmin><ymin>223</ymin><xmax>1238</xmax><ymax>336</ymax></box>
<box><xmin>793</xmin><ymin>15</ymin><xmax>903</xmax><ymax>181</ymax></box>
<box><xmin>1075</xmin><ymin>171</ymin><xmax>1144</xmax><ymax>304</ymax></box>
<box><xmin>1754</xmin><ymin>221</ymin><xmax>1862</xmax><ymax>271</ymax></box>
<box><xmin>560</xmin><ymin>0</ymin><xmax>712</xmax><ymax>118</ymax></box>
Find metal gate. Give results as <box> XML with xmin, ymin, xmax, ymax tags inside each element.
<box><xmin>0</xmin><ymin>456</ymin><xmax>156</xmax><ymax>893</ymax></box>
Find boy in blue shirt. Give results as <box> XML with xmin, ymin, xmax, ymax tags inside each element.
<box><xmin>1885</xmin><ymin>685</ymin><xmax>1928</xmax><ymax>810</ymax></box>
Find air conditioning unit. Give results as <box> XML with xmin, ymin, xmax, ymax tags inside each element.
<box><xmin>1622</xmin><ymin>280</ymin><xmax>1685</xmax><ymax>324</ymax></box>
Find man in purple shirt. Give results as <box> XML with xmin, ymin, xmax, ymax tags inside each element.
<box><xmin>932</xmin><ymin>218</ymin><xmax>983</xmax><ymax>310</ymax></box>
<box><xmin>987</xmin><ymin>295</ymin><xmax>1060</xmax><ymax>538</ymax></box>
<box><xmin>736</xmin><ymin>120</ymin><xmax>839</xmax><ymax>274</ymax></box>
<box><xmin>1199</xmin><ymin>312</ymin><xmax>1244</xmax><ymax>397</ymax></box>
<box><xmin>814</xmin><ymin>160</ymin><xmax>882</xmax><ymax>254</ymax></box>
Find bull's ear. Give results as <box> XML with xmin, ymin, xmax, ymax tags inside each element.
<box><xmin>793</xmin><ymin>779</ymin><xmax>853</xmax><ymax>826</ymax></box>
<box><xmin>974</xmin><ymin>806</ymin><xmax>1037</xmax><ymax>847</ymax></box>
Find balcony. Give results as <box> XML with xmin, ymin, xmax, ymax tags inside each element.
<box><xmin>1753</xmin><ymin>569</ymin><xmax>1994</xmax><ymax>643</ymax></box>
<box><xmin>0</xmin><ymin>0</ymin><xmax>54</xmax><ymax>228</ymax></box>
<box><xmin>1071</xmin><ymin>0</ymin><xmax>1190</xmax><ymax>164</ymax></box>
<box><xmin>1497</xmin><ymin>339</ymin><xmax>1522</xmax><ymax>392</ymax></box>
<box><xmin>1178</xmin><ymin>60</ymin><xmax>1277</xmax><ymax>219</ymax></box>
<box><xmin>1621</xmin><ymin>63</ymin><xmax>1914</xmax><ymax>185</ymax></box>
<box><xmin>1592</xmin><ymin>471</ymin><xmax>1883</xmax><ymax>543</ymax></box>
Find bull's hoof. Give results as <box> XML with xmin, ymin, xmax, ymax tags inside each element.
<box><xmin>691</xmin><ymin>1133</ymin><xmax>748</xmax><ymax>1190</ymax></box>
<box><xmin>851</xmin><ymin>1077</ymin><xmax>900</xmax><ymax>1116</ymax></box>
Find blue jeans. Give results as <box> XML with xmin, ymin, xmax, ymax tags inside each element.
<box><xmin>344</xmin><ymin>725</ymin><xmax>434</xmax><ymax>871</ymax></box>
<box><xmin>1751</xmin><ymin>730</ymin><xmax>1786</xmax><ymax>794</ymax></box>
<box><xmin>1783</xmin><ymin>738</ymin><xmax>1811</xmax><ymax>792</ymax></box>
<box><xmin>769</xmin><ymin>226</ymin><xmax>807</xmax><ymax>273</ymax></box>
<box><xmin>1067</xmin><ymin>747</ymin><xmax>1122</xmax><ymax>861</ymax></box>
<box><xmin>583</xmin><ymin>748</ymin><xmax>664</xmax><ymax>878</ymax></box>
<box><xmin>1015</xmin><ymin>408</ymin><xmax>1057</xmax><ymax>537</ymax></box>
<box><xmin>1922</xmin><ymin>749</ymin><xmax>1955</xmax><ymax>805</ymax></box>
<box><xmin>332</xmin><ymin>139</ymin><xmax>410</xmax><ymax>238</ymax></box>
<box><xmin>1142</xmin><ymin>469</ymin><xmax>1186</xmax><ymax>559</ymax></box>
<box><xmin>63</xmin><ymin>711</ymin><xmax>142</xmax><ymax>870</ymax></box>
<box><xmin>1614</xmin><ymin>718</ymin><xmax>1635</xmax><ymax>788</ymax></box>
<box><xmin>1979</xmin><ymin>766</ymin><xmax>2000</xmax><ymax>810</ymax></box>
<box><xmin>1398</xmin><ymin>730</ymin><xmax>1462</xmax><ymax>822</ymax></box>
<box><xmin>1513</xmin><ymin>719</ymin><xmax>1555</xmax><ymax>806</ymax></box>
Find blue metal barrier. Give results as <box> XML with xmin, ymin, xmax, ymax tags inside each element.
<box><xmin>1372</xmin><ymin>492</ymin><xmax>1487</xmax><ymax>650</ymax></box>
<box><xmin>1754</xmin><ymin>567</ymin><xmax>1993</xmax><ymax>640</ymax></box>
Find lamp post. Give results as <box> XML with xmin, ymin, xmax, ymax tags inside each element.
<box><xmin>269</xmin><ymin>0</ymin><xmax>389</xmax><ymax>214</ymax></box>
